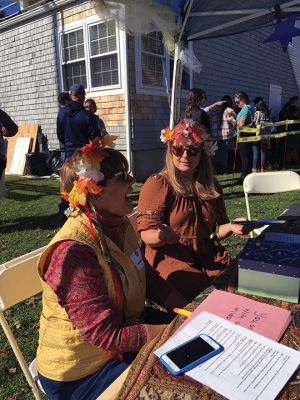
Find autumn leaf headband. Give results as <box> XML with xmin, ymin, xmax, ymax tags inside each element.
<box><xmin>61</xmin><ymin>135</ymin><xmax>118</xmax><ymax>209</ymax></box>
<box><xmin>160</xmin><ymin>120</ymin><xmax>218</xmax><ymax>156</ymax></box>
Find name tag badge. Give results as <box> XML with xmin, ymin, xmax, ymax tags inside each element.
<box><xmin>130</xmin><ymin>248</ymin><xmax>145</xmax><ymax>271</ymax></box>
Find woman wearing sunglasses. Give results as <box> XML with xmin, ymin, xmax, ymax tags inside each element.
<box><xmin>36</xmin><ymin>136</ymin><xmax>187</xmax><ymax>399</ymax></box>
<box><xmin>137</xmin><ymin>121</ymin><xmax>250</xmax><ymax>301</ymax></box>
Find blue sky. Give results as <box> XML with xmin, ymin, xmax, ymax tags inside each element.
<box><xmin>1</xmin><ymin>1</ymin><xmax>20</xmax><ymax>15</ymax></box>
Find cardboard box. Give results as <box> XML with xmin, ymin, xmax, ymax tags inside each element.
<box><xmin>238</xmin><ymin>238</ymin><xmax>300</xmax><ymax>303</ymax></box>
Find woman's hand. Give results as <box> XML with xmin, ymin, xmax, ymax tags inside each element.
<box><xmin>157</xmin><ymin>222</ymin><xmax>180</xmax><ymax>245</ymax></box>
<box><xmin>218</xmin><ymin>217</ymin><xmax>252</xmax><ymax>239</ymax></box>
<box><xmin>230</xmin><ymin>217</ymin><xmax>252</xmax><ymax>236</ymax></box>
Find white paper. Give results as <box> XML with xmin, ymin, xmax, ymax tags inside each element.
<box><xmin>155</xmin><ymin>312</ymin><xmax>300</xmax><ymax>400</ymax></box>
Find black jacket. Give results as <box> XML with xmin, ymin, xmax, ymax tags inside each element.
<box><xmin>57</xmin><ymin>101</ymin><xmax>99</xmax><ymax>157</ymax></box>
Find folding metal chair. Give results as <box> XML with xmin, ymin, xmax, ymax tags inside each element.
<box><xmin>0</xmin><ymin>246</ymin><xmax>46</xmax><ymax>400</ymax></box>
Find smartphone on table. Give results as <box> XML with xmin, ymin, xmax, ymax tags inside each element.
<box><xmin>160</xmin><ymin>334</ymin><xmax>224</xmax><ymax>376</ymax></box>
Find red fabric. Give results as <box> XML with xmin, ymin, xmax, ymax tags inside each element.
<box><xmin>45</xmin><ymin>241</ymin><xmax>148</xmax><ymax>353</ymax></box>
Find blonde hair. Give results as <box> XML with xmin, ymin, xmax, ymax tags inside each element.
<box><xmin>161</xmin><ymin>143</ymin><xmax>219</xmax><ymax>200</ymax></box>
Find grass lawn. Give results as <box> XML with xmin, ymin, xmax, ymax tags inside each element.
<box><xmin>0</xmin><ymin>172</ymin><xmax>299</xmax><ymax>399</ymax></box>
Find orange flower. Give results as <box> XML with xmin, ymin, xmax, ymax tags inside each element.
<box><xmin>102</xmin><ymin>135</ymin><xmax>119</xmax><ymax>147</ymax></box>
<box><xmin>68</xmin><ymin>179</ymin><xmax>103</xmax><ymax>208</ymax></box>
<box><xmin>160</xmin><ymin>127</ymin><xmax>174</xmax><ymax>143</ymax></box>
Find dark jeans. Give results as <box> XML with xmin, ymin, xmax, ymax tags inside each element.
<box><xmin>0</xmin><ymin>157</ymin><xmax>6</xmax><ymax>179</ymax></box>
<box><xmin>238</xmin><ymin>142</ymin><xmax>252</xmax><ymax>177</ymax></box>
<box><xmin>38</xmin><ymin>359</ymin><xmax>128</xmax><ymax>400</ymax></box>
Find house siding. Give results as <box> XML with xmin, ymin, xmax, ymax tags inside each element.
<box><xmin>0</xmin><ymin>12</ymin><xmax>59</xmax><ymax>149</ymax></box>
<box><xmin>57</xmin><ymin>1</ymin><xmax>127</xmax><ymax>150</ymax></box>
<box><xmin>130</xmin><ymin>26</ymin><xmax>299</xmax><ymax>180</ymax></box>
<box><xmin>0</xmin><ymin>0</ymin><xmax>127</xmax><ymax>152</ymax></box>
<box><xmin>192</xmin><ymin>26</ymin><xmax>298</xmax><ymax>107</ymax></box>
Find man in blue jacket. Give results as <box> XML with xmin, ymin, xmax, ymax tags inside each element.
<box><xmin>57</xmin><ymin>84</ymin><xmax>99</xmax><ymax>159</ymax></box>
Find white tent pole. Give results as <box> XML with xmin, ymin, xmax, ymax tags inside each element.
<box><xmin>188</xmin><ymin>0</ymin><xmax>300</xmax><ymax>40</ymax></box>
<box><xmin>169</xmin><ymin>42</ymin><xmax>182</xmax><ymax>129</ymax></box>
<box><xmin>178</xmin><ymin>0</ymin><xmax>195</xmax><ymax>42</ymax></box>
<box><xmin>169</xmin><ymin>0</ymin><xmax>194</xmax><ymax>128</ymax></box>
<box><xmin>190</xmin><ymin>7</ymin><xmax>300</xmax><ymax>15</ymax></box>
<box><xmin>190</xmin><ymin>10</ymin><xmax>269</xmax><ymax>16</ymax></box>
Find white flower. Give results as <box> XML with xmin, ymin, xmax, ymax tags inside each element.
<box><xmin>183</xmin><ymin>129</ymin><xmax>189</xmax><ymax>138</ymax></box>
<box><xmin>204</xmin><ymin>141</ymin><xmax>218</xmax><ymax>156</ymax></box>
<box><xmin>160</xmin><ymin>130</ymin><xmax>167</xmax><ymax>143</ymax></box>
<box><xmin>75</xmin><ymin>160</ymin><xmax>105</xmax><ymax>183</ymax></box>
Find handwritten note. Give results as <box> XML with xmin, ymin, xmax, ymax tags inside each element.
<box><xmin>176</xmin><ymin>290</ymin><xmax>291</xmax><ymax>342</ymax></box>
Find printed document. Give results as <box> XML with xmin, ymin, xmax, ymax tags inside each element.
<box><xmin>155</xmin><ymin>311</ymin><xmax>300</xmax><ymax>400</ymax></box>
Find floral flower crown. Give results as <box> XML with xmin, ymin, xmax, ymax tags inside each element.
<box><xmin>61</xmin><ymin>135</ymin><xmax>118</xmax><ymax>209</ymax></box>
<box><xmin>160</xmin><ymin>119</ymin><xmax>218</xmax><ymax>156</ymax></box>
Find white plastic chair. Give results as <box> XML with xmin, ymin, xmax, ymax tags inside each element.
<box><xmin>0</xmin><ymin>246</ymin><xmax>46</xmax><ymax>400</ymax></box>
<box><xmin>243</xmin><ymin>171</ymin><xmax>300</xmax><ymax>237</ymax></box>
<box><xmin>127</xmin><ymin>206</ymin><xmax>138</xmax><ymax>233</ymax></box>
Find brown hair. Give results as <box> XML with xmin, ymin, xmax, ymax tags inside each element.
<box><xmin>185</xmin><ymin>88</ymin><xmax>207</xmax><ymax>119</ymax></box>
<box><xmin>60</xmin><ymin>148</ymin><xmax>129</xmax><ymax>194</ymax></box>
<box><xmin>234</xmin><ymin>91</ymin><xmax>249</xmax><ymax>104</ymax></box>
<box><xmin>84</xmin><ymin>98</ymin><xmax>97</xmax><ymax>112</ymax></box>
<box><xmin>161</xmin><ymin>142</ymin><xmax>219</xmax><ymax>200</ymax></box>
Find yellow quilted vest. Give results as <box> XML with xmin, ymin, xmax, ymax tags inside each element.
<box><xmin>37</xmin><ymin>209</ymin><xmax>146</xmax><ymax>381</ymax></box>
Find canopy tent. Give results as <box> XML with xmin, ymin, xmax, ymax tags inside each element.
<box><xmin>169</xmin><ymin>0</ymin><xmax>300</xmax><ymax>126</ymax></box>
<box><xmin>90</xmin><ymin>0</ymin><xmax>300</xmax><ymax>125</ymax></box>
<box><xmin>181</xmin><ymin>0</ymin><xmax>300</xmax><ymax>41</ymax></box>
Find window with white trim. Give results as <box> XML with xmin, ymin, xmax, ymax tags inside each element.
<box><xmin>62</xmin><ymin>29</ymin><xmax>87</xmax><ymax>88</ymax></box>
<box><xmin>60</xmin><ymin>20</ymin><xmax>120</xmax><ymax>91</ymax></box>
<box><xmin>141</xmin><ymin>32</ymin><xmax>166</xmax><ymax>87</ymax></box>
<box><xmin>138</xmin><ymin>32</ymin><xmax>190</xmax><ymax>92</ymax></box>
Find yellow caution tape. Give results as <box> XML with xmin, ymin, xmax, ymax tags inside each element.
<box><xmin>236</xmin><ymin>130</ymin><xmax>300</xmax><ymax>143</ymax></box>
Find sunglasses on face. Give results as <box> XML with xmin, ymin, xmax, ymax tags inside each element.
<box><xmin>114</xmin><ymin>170</ymin><xmax>133</xmax><ymax>183</ymax></box>
<box><xmin>172</xmin><ymin>145</ymin><xmax>201</xmax><ymax>157</ymax></box>
<box><xmin>85</xmin><ymin>105</ymin><xmax>94</xmax><ymax>110</ymax></box>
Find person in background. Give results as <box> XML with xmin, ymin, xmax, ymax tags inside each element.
<box><xmin>285</xmin><ymin>104</ymin><xmax>300</xmax><ymax>165</ymax></box>
<box><xmin>57</xmin><ymin>84</ymin><xmax>99</xmax><ymax>160</ymax></box>
<box><xmin>252</xmin><ymin>96</ymin><xmax>263</xmax><ymax>109</ymax></box>
<box><xmin>137</xmin><ymin>121</ymin><xmax>251</xmax><ymax>302</ymax></box>
<box><xmin>185</xmin><ymin>88</ymin><xmax>226</xmax><ymax>133</ymax></box>
<box><xmin>84</xmin><ymin>98</ymin><xmax>107</xmax><ymax>137</ymax></box>
<box><xmin>272</xmin><ymin>96</ymin><xmax>300</xmax><ymax>169</ymax></box>
<box><xmin>211</xmin><ymin>95</ymin><xmax>236</xmax><ymax>174</ymax></box>
<box><xmin>57</xmin><ymin>92</ymin><xmax>70</xmax><ymax>108</ymax></box>
<box><xmin>252</xmin><ymin>100</ymin><xmax>270</xmax><ymax>172</ymax></box>
<box><xmin>37</xmin><ymin>136</ymin><xmax>187</xmax><ymax>399</ymax></box>
<box><xmin>0</xmin><ymin>109</ymin><xmax>18</xmax><ymax>181</ymax></box>
<box><xmin>57</xmin><ymin>92</ymin><xmax>70</xmax><ymax>157</ymax></box>
<box><xmin>233</xmin><ymin>91</ymin><xmax>253</xmax><ymax>185</ymax></box>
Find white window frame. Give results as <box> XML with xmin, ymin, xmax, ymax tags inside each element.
<box><xmin>57</xmin><ymin>15</ymin><xmax>125</xmax><ymax>96</ymax></box>
<box><xmin>135</xmin><ymin>34</ymin><xmax>193</xmax><ymax>97</ymax></box>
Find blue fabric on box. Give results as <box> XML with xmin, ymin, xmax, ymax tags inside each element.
<box><xmin>38</xmin><ymin>359</ymin><xmax>128</xmax><ymax>400</ymax></box>
<box><xmin>238</xmin><ymin>238</ymin><xmax>300</xmax><ymax>277</ymax></box>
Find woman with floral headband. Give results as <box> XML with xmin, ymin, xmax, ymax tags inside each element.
<box><xmin>137</xmin><ymin>121</ymin><xmax>251</xmax><ymax>301</ymax></box>
<box><xmin>36</xmin><ymin>136</ymin><xmax>187</xmax><ymax>399</ymax></box>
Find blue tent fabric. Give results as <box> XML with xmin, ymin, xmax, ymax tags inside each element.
<box><xmin>184</xmin><ymin>0</ymin><xmax>300</xmax><ymax>39</ymax></box>
<box><xmin>184</xmin><ymin>0</ymin><xmax>300</xmax><ymax>40</ymax></box>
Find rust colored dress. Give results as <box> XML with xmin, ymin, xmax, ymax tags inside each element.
<box><xmin>137</xmin><ymin>174</ymin><xmax>232</xmax><ymax>301</ymax></box>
